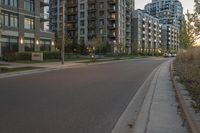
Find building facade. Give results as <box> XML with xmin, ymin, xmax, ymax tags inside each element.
<box><xmin>144</xmin><ymin>0</ymin><xmax>183</xmax><ymax>52</ymax></box>
<box><xmin>0</xmin><ymin>0</ymin><xmax>55</xmax><ymax>57</ymax></box>
<box><xmin>161</xmin><ymin>24</ymin><xmax>179</xmax><ymax>51</ymax></box>
<box><xmin>144</xmin><ymin>0</ymin><xmax>183</xmax><ymax>29</ymax></box>
<box><xmin>132</xmin><ymin>9</ymin><xmax>161</xmax><ymax>53</ymax></box>
<box><xmin>49</xmin><ymin>0</ymin><xmax>134</xmax><ymax>53</ymax></box>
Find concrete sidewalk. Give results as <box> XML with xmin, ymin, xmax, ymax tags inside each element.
<box><xmin>0</xmin><ymin>61</ymin><xmax>85</xmax><ymax>79</ymax></box>
<box><xmin>133</xmin><ymin>60</ymin><xmax>188</xmax><ymax>133</ymax></box>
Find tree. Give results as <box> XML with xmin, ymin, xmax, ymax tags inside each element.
<box><xmin>64</xmin><ymin>34</ymin><xmax>72</xmax><ymax>53</ymax></box>
<box><xmin>183</xmin><ymin>11</ymin><xmax>200</xmax><ymax>47</ymax></box>
<box><xmin>87</xmin><ymin>36</ymin><xmax>103</xmax><ymax>61</ymax></box>
<box><xmin>179</xmin><ymin>18</ymin><xmax>193</xmax><ymax>49</ymax></box>
<box><xmin>194</xmin><ymin>0</ymin><xmax>200</xmax><ymax>31</ymax></box>
<box><xmin>87</xmin><ymin>36</ymin><xmax>103</xmax><ymax>54</ymax></box>
<box><xmin>114</xmin><ymin>43</ymin><xmax>124</xmax><ymax>55</ymax></box>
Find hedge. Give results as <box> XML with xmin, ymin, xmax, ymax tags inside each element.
<box><xmin>2</xmin><ymin>51</ymin><xmax>61</xmax><ymax>61</ymax></box>
<box><xmin>43</xmin><ymin>51</ymin><xmax>61</xmax><ymax>60</ymax></box>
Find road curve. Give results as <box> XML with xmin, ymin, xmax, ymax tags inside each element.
<box><xmin>0</xmin><ymin>57</ymin><xmax>167</xmax><ymax>133</ymax></box>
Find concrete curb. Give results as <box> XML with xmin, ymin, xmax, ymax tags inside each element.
<box><xmin>132</xmin><ymin>60</ymin><xmax>163</xmax><ymax>133</ymax></box>
<box><xmin>170</xmin><ymin>61</ymin><xmax>200</xmax><ymax>133</ymax></box>
<box><xmin>111</xmin><ymin>61</ymin><xmax>161</xmax><ymax>133</ymax></box>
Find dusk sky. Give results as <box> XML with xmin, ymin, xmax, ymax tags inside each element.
<box><xmin>135</xmin><ymin>0</ymin><xmax>195</xmax><ymax>14</ymax></box>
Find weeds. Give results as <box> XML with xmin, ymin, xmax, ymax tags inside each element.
<box><xmin>174</xmin><ymin>47</ymin><xmax>200</xmax><ymax>112</ymax></box>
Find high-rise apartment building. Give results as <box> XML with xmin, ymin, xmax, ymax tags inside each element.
<box><xmin>161</xmin><ymin>24</ymin><xmax>179</xmax><ymax>51</ymax></box>
<box><xmin>144</xmin><ymin>0</ymin><xmax>183</xmax><ymax>51</ymax></box>
<box><xmin>49</xmin><ymin>0</ymin><xmax>134</xmax><ymax>53</ymax></box>
<box><xmin>0</xmin><ymin>0</ymin><xmax>55</xmax><ymax>57</ymax></box>
<box><xmin>144</xmin><ymin>0</ymin><xmax>183</xmax><ymax>29</ymax></box>
<box><xmin>132</xmin><ymin>9</ymin><xmax>161</xmax><ymax>53</ymax></box>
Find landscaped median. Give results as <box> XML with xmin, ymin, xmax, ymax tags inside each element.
<box><xmin>171</xmin><ymin>47</ymin><xmax>200</xmax><ymax>133</ymax></box>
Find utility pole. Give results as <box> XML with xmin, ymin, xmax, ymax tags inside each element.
<box><xmin>61</xmin><ymin>0</ymin><xmax>65</xmax><ymax>65</ymax></box>
<box><xmin>0</xmin><ymin>5</ymin><xmax>2</xmax><ymax>57</ymax></box>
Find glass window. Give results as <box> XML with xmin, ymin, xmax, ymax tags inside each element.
<box><xmin>80</xmin><ymin>20</ymin><xmax>84</xmax><ymax>26</ymax></box>
<box><xmin>80</xmin><ymin>3</ymin><xmax>84</xmax><ymax>10</ymax></box>
<box><xmin>24</xmin><ymin>0</ymin><xmax>34</xmax><ymax>12</ymax></box>
<box><xmin>40</xmin><ymin>40</ymin><xmax>51</xmax><ymax>51</ymax></box>
<box><xmin>1</xmin><ymin>12</ymin><xmax>18</xmax><ymax>27</ymax></box>
<box><xmin>4</xmin><ymin>13</ymin><xmax>9</xmax><ymax>26</ymax></box>
<box><xmin>80</xmin><ymin>12</ymin><xmax>84</xmax><ymax>18</ymax></box>
<box><xmin>24</xmin><ymin>38</ymin><xmax>34</xmax><ymax>51</ymax></box>
<box><xmin>10</xmin><ymin>0</ymin><xmax>17</xmax><ymax>7</ymax></box>
<box><xmin>10</xmin><ymin>14</ymin><xmax>18</xmax><ymax>27</ymax></box>
<box><xmin>24</xmin><ymin>17</ymin><xmax>34</xmax><ymax>29</ymax></box>
<box><xmin>1</xmin><ymin>0</ymin><xmax>17</xmax><ymax>7</ymax></box>
<box><xmin>80</xmin><ymin>29</ymin><xmax>84</xmax><ymax>35</ymax></box>
<box><xmin>1</xmin><ymin>36</ymin><xmax>18</xmax><ymax>54</ymax></box>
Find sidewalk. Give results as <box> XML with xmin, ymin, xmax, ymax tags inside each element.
<box><xmin>133</xmin><ymin>60</ymin><xmax>188</xmax><ymax>133</ymax></box>
<box><xmin>0</xmin><ymin>61</ymin><xmax>85</xmax><ymax>79</ymax></box>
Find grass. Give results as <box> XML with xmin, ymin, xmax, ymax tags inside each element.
<box><xmin>174</xmin><ymin>47</ymin><xmax>200</xmax><ymax>112</ymax></box>
<box><xmin>0</xmin><ymin>67</ymin><xmax>41</xmax><ymax>74</ymax></box>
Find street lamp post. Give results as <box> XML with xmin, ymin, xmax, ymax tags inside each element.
<box><xmin>0</xmin><ymin>6</ymin><xmax>2</xmax><ymax>57</ymax></box>
<box><xmin>61</xmin><ymin>1</ymin><xmax>65</xmax><ymax>65</ymax></box>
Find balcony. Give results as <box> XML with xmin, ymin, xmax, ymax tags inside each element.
<box><xmin>108</xmin><ymin>15</ymin><xmax>116</xmax><ymax>21</ymax></box>
<box><xmin>88</xmin><ymin>15</ymin><xmax>96</xmax><ymax>20</ymax></box>
<box><xmin>67</xmin><ymin>10</ymin><xmax>77</xmax><ymax>15</ymax></box>
<box><xmin>108</xmin><ymin>0</ymin><xmax>116</xmax><ymax>4</ymax></box>
<box><xmin>88</xmin><ymin>24</ymin><xmax>96</xmax><ymax>29</ymax></box>
<box><xmin>40</xmin><ymin>0</ymin><xmax>49</xmax><ymax>7</ymax></box>
<box><xmin>108</xmin><ymin>24</ymin><xmax>116</xmax><ymax>29</ymax></box>
<box><xmin>88</xmin><ymin>7</ymin><xmax>96</xmax><ymax>12</ymax></box>
<box><xmin>88</xmin><ymin>0</ymin><xmax>96</xmax><ymax>3</ymax></box>
<box><xmin>40</xmin><ymin>13</ymin><xmax>49</xmax><ymax>22</ymax></box>
<box><xmin>108</xmin><ymin>31</ymin><xmax>116</xmax><ymax>38</ymax></box>
<box><xmin>67</xmin><ymin>2</ymin><xmax>77</xmax><ymax>7</ymax></box>
<box><xmin>108</xmin><ymin>6</ymin><xmax>116</xmax><ymax>12</ymax></box>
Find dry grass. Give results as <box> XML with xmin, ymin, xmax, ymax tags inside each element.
<box><xmin>174</xmin><ymin>47</ymin><xmax>200</xmax><ymax>112</ymax></box>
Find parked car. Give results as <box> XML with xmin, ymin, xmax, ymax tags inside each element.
<box><xmin>171</xmin><ymin>53</ymin><xmax>177</xmax><ymax>57</ymax></box>
<box><xmin>163</xmin><ymin>53</ymin><xmax>172</xmax><ymax>57</ymax></box>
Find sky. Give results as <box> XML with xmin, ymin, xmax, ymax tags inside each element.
<box><xmin>135</xmin><ymin>0</ymin><xmax>195</xmax><ymax>14</ymax></box>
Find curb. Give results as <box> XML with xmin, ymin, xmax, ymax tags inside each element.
<box><xmin>132</xmin><ymin>60</ymin><xmax>164</xmax><ymax>133</ymax></box>
<box><xmin>111</xmin><ymin>61</ymin><xmax>161</xmax><ymax>133</ymax></box>
<box><xmin>170</xmin><ymin>62</ymin><xmax>200</xmax><ymax>133</ymax></box>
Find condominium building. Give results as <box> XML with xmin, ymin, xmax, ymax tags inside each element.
<box><xmin>0</xmin><ymin>0</ymin><xmax>55</xmax><ymax>57</ymax></box>
<box><xmin>132</xmin><ymin>9</ymin><xmax>161</xmax><ymax>53</ymax></box>
<box><xmin>161</xmin><ymin>24</ymin><xmax>179</xmax><ymax>51</ymax></box>
<box><xmin>49</xmin><ymin>0</ymin><xmax>134</xmax><ymax>53</ymax></box>
<box><xmin>144</xmin><ymin>0</ymin><xmax>183</xmax><ymax>29</ymax></box>
<box><xmin>144</xmin><ymin>0</ymin><xmax>183</xmax><ymax>51</ymax></box>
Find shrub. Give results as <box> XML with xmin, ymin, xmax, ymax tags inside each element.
<box><xmin>43</xmin><ymin>51</ymin><xmax>61</xmax><ymax>60</ymax></box>
<box><xmin>16</xmin><ymin>52</ymin><xmax>32</xmax><ymax>60</ymax></box>
<box><xmin>2</xmin><ymin>52</ymin><xmax>17</xmax><ymax>61</ymax></box>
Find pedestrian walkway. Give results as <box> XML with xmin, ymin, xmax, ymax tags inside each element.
<box><xmin>133</xmin><ymin>60</ymin><xmax>188</xmax><ymax>133</ymax></box>
<box><xmin>0</xmin><ymin>61</ymin><xmax>85</xmax><ymax>79</ymax></box>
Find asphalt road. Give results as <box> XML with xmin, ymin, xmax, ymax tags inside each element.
<box><xmin>0</xmin><ymin>57</ymin><xmax>167</xmax><ymax>133</ymax></box>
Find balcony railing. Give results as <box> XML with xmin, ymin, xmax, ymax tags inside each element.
<box><xmin>40</xmin><ymin>0</ymin><xmax>49</xmax><ymax>7</ymax></box>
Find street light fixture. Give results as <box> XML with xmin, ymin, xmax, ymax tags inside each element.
<box><xmin>20</xmin><ymin>37</ymin><xmax>24</xmax><ymax>45</ymax></box>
